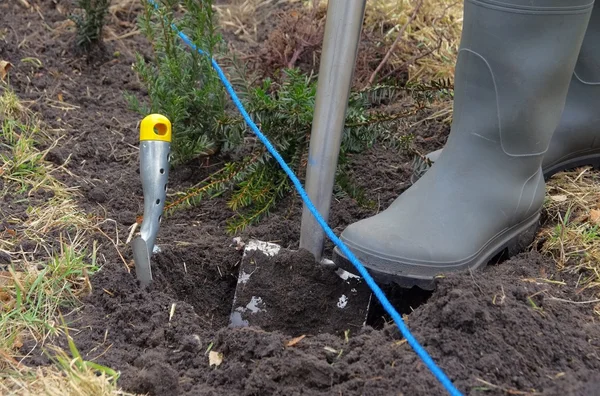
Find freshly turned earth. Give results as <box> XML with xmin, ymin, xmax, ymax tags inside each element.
<box><xmin>4</xmin><ymin>1</ymin><xmax>600</xmax><ymax>395</ymax></box>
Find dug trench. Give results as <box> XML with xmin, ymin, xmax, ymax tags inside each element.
<box><xmin>4</xmin><ymin>1</ymin><xmax>600</xmax><ymax>395</ymax></box>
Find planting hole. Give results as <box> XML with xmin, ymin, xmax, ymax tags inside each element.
<box><xmin>366</xmin><ymin>285</ymin><xmax>432</xmax><ymax>330</ymax></box>
<box><xmin>160</xmin><ymin>168</ymin><xmax>165</xmax><ymax>174</ymax></box>
<box><xmin>164</xmin><ymin>184</ymin><xmax>167</xmax><ymax>192</ymax></box>
<box><xmin>156</xmin><ymin>199</ymin><xmax>161</xmax><ymax>205</ymax></box>
<box><xmin>153</xmin><ymin>123</ymin><xmax>167</xmax><ymax>136</ymax></box>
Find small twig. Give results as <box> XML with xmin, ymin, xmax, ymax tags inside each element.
<box><xmin>368</xmin><ymin>0</ymin><xmax>424</xmax><ymax>86</ymax></box>
<box><xmin>89</xmin><ymin>343</ymin><xmax>113</xmax><ymax>362</ymax></box>
<box><xmin>557</xmin><ymin>209</ymin><xmax>569</xmax><ymax>265</ymax></box>
<box><xmin>310</xmin><ymin>0</ymin><xmax>321</xmax><ymax>18</ymax></box>
<box><xmin>288</xmin><ymin>47</ymin><xmax>304</xmax><ymax>69</ymax></box>
<box><xmin>169</xmin><ymin>303</ymin><xmax>176</xmax><ymax>322</ymax></box>
<box><xmin>493</xmin><ymin>285</ymin><xmax>506</xmax><ymax>305</ymax></box>
<box><xmin>475</xmin><ymin>378</ymin><xmax>538</xmax><ymax>395</ymax></box>
<box><xmin>17</xmin><ymin>0</ymin><xmax>31</xmax><ymax>9</ymax></box>
<box><xmin>126</xmin><ymin>222</ymin><xmax>138</xmax><ymax>244</ymax></box>
<box><xmin>469</xmin><ymin>268</ymin><xmax>484</xmax><ymax>294</ymax></box>
<box><xmin>378</xmin><ymin>37</ymin><xmax>443</xmax><ymax>81</ymax></box>
<box><xmin>548</xmin><ymin>297</ymin><xmax>600</xmax><ymax>305</ymax></box>
<box><xmin>105</xmin><ymin>29</ymin><xmax>140</xmax><ymax>42</ymax></box>
<box><xmin>93</xmin><ymin>224</ymin><xmax>129</xmax><ymax>272</ymax></box>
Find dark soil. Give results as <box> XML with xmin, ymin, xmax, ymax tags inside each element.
<box><xmin>3</xmin><ymin>1</ymin><xmax>600</xmax><ymax>396</ymax></box>
<box><xmin>229</xmin><ymin>246</ymin><xmax>372</xmax><ymax>335</ymax></box>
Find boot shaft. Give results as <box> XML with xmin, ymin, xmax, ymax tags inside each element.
<box><xmin>449</xmin><ymin>0</ymin><xmax>593</xmax><ymax>159</ymax></box>
<box><xmin>575</xmin><ymin>1</ymin><xmax>600</xmax><ymax>84</ymax></box>
<box><xmin>409</xmin><ymin>1</ymin><xmax>600</xmax><ymax>184</ymax></box>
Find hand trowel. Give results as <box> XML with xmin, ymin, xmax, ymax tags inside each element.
<box><xmin>132</xmin><ymin>114</ymin><xmax>172</xmax><ymax>288</ymax></box>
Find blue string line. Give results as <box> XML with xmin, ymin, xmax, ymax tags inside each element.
<box><xmin>147</xmin><ymin>2</ymin><xmax>462</xmax><ymax>394</ymax></box>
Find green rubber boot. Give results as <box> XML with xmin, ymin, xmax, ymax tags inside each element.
<box><xmin>333</xmin><ymin>0</ymin><xmax>594</xmax><ymax>290</ymax></box>
<box><xmin>412</xmin><ymin>0</ymin><xmax>600</xmax><ymax>185</ymax></box>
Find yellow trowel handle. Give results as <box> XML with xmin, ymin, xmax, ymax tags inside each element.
<box><xmin>140</xmin><ymin>114</ymin><xmax>172</xmax><ymax>143</ymax></box>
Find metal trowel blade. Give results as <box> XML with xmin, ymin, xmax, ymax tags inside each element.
<box><xmin>132</xmin><ymin>237</ymin><xmax>153</xmax><ymax>288</ymax></box>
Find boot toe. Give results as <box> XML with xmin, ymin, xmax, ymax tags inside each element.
<box><xmin>337</xmin><ymin>213</ymin><xmax>475</xmax><ymax>283</ymax></box>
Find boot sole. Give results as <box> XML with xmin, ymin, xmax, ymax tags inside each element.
<box><xmin>410</xmin><ymin>151</ymin><xmax>600</xmax><ymax>185</ymax></box>
<box><xmin>332</xmin><ymin>212</ymin><xmax>540</xmax><ymax>290</ymax></box>
<box><xmin>543</xmin><ymin>152</ymin><xmax>600</xmax><ymax>180</ymax></box>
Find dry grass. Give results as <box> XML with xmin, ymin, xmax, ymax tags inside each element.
<box><xmin>535</xmin><ymin>167</ymin><xmax>600</xmax><ymax>305</ymax></box>
<box><xmin>0</xmin><ymin>235</ymin><xmax>97</xmax><ymax>352</ymax></box>
<box><xmin>214</xmin><ymin>0</ymin><xmax>461</xmax><ymax>130</ymax></box>
<box><xmin>0</xmin><ymin>86</ymin><xmax>71</xmax><ymax>198</ymax></box>
<box><xmin>363</xmin><ymin>0</ymin><xmax>462</xmax><ymax>82</ymax></box>
<box><xmin>1</xmin><ymin>343</ymin><xmax>133</xmax><ymax>395</ymax></box>
<box><xmin>108</xmin><ymin>0</ymin><xmax>140</xmax><ymax>18</ymax></box>
<box><xmin>24</xmin><ymin>199</ymin><xmax>93</xmax><ymax>244</ymax></box>
<box><xmin>0</xmin><ymin>84</ymin><xmax>92</xmax><ymax>253</ymax></box>
<box><xmin>216</xmin><ymin>0</ymin><xmax>463</xmax><ymax>83</ymax></box>
<box><xmin>215</xmin><ymin>0</ymin><xmax>302</xmax><ymax>43</ymax></box>
<box><xmin>0</xmin><ymin>85</ymin><xmax>123</xmax><ymax>394</ymax></box>
<box><xmin>1</xmin><ymin>367</ymin><xmax>128</xmax><ymax>396</ymax></box>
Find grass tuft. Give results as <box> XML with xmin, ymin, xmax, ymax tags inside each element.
<box><xmin>0</xmin><ymin>87</ymin><xmax>24</xmax><ymax>119</ymax></box>
<box><xmin>536</xmin><ymin>167</ymin><xmax>600</xmax><ymax>301</ymax></box>
<box><xmin>0</xmin><ymin>236</ymin><xmax>99</xmax><ymax>353</ymax></box>
<box><xmin>0</xmin><ymin>85</ymin><xmax>121</xmax><ymax>394</ymax></box>
<box><xmin>0</xmin><ymin>85</ymin><xmax>71</xmax><ymax>197</ymax></box>
<box><xmin>1</xmin><ymin>344</ymin><xmax>131</xmax><ymax>395</ymax></box>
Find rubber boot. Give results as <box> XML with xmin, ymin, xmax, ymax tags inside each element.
<box><xmin>412</xmin><ymin>0</ymin><xmax>600</xmax><ymax>184</ymax></box>
<box><xmin>333</xmin><ymin>0</ymin><xmax>594</xmax><ymax>290</ymax></box>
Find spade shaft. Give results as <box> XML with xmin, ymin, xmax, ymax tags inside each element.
<box><xmin>299</xmin><ymin>0</ymin><xmax>367</xmax><ymax>262</ymax></box>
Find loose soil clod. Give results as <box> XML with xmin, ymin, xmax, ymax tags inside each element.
<box><xmin>229</xmin><ymin>241</ymin><xmax>371</xmax><ymax>335</ymax></box>
<box><xmin>64</xmin><ymin>251</ymin><xmax>600</xmax><ymax>395</ymax></box>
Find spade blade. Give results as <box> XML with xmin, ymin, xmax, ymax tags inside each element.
<box><xmin>228</xmin><ymin>239</ymin><xmax>372</xmax><ymax>333</ymax></box>
<box><xmin>132</xmin><ymin>238</ymin><xmax>153</xmax><ymax>288</ymax></box>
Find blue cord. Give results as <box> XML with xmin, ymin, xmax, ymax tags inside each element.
<box><xmin>147</xmin><ymin>2</ymin><xmax>462</xmax><ymax>394</ymax></box>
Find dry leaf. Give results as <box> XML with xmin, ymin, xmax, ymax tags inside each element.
<box><xmin>286</xmin><ymin>334</ymin><xmax>306</xmax><ymax>347</ymax></box>
<box><xmin>57</xmin><ymin>93</ymin><xmax>63</xmax><ymax>102</ymax></box>
<box><xmin>0</xmin><ymin>291</ymin><xmax>11</xmax><ymax>302</ymax></box>
<box><xmin>0</xmin><ymin>271</ymin><xmax>24</xmax><ymax>287</ymax></box>
<box><xmin>590</xmin><ymin>209</ymin><xmax>600</xmax><ymax>225</ymax></box>
<box><xmin>13</xmin><ymin>334</ymin><xmax>23</xmax><ymax>349</ymax></box>
<box><xmin>169</xmin><ymin>303</ymin><xmax>176</xmax><ymax>322</ymax></box>
<box><xmin>0</xmin><ymin>272</ymin><xmax>12</xmax><ymax>287</ymax></box>
<box><xmin>0</xmin><ymin>61</ymin><xmax>12</xmax><ymax>81</ymax></box>
<box><xmin>18</xmin><ymin>0</ymin><xmax>31</xmax><ymax>9</ymax></box>
<box><xmin>550</xmin><ymin>195</ymin><xmax>567</xmax><ymax>202</ymax></box>
<box><xmin>208</xmin><ymin>350</ymin><xmax>223</xmax><ymax>367</ymax></box>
